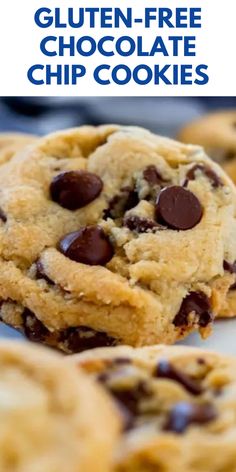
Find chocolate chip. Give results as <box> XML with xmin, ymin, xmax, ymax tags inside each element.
<box><xmin>155</xmin><ymin>186</ymin><xmax>203</xmax><ymax>230</ymax></box>
<box><xmin>22</xmin><ymin>309</ymin><xmax>50</xmax><ymax>342</ymax></box>
<box><xmin>103</xmin><ymin>187</ymin><xmax>139</xmax><ymax>220</ymax></box>
<box><xmin>223</xmin><ymin>260</ymin><xmax>236</xmax><ymax>290</ymax></box>
<box><xmin>35</xmin><ymin>260</ymin><xmax>54</xmax><ymax>285</ymax></box>
<box><xmin>98</xmin><ymin>381</ymin><xmax>135</xmax><ymax>431</ymax></box>
<box><xmin>197</xmin><ymin>358</ymin><xmax>206</xmax><ymax>365</ymax></box>
<box><xmin>0</xmin><ymin>208</ymin><xmax>7</xmax><ymax>223</ymax></box>
<box><xmin>156</xmin><ymin>360</ymin><xmax>203</xmax><ymax>395</ymax></box>
<box><xmin>117</xmin><ymin>404</ymin><xmax>135</xmax><ymax>432</ymax></box>
<box><xmin>59</xmin><ymin>226</ymin><xmax>114</xmax><ymax>266</ymax></box>
<box><xmin>143</xmin><ymin>165</ymin><xmax>166</xmax><ymax>186</ymax></box>
<box><xmin>109</xmin><ymin>381</ymin><xmax>151</xmax><ymax>422</ymax></box>
<box><xmin>123</xmin><ymin>215</ymin><xmax>160</xmax><ymax>233</ymax></box>
<box><xmin>124</xmin><ymin>188</ymin><xmax>140</xmax><ymax>212</ymax></box>
<box><xmin>112</xmin><ymin>357</ymin><xmax>132</xmax><ymax>365</ymax></box>
<box><xmin>164</xmin><ymin>402</ymin><xmax>217</xmax><ymax>434</ymax></box>
<box><xmin>223</xmin><ymin>260</ymin><xmax>236</xmax><ymax>274</ymax></box>
<box><xmin>173</xmin><ymin>292</ymin><xmax>213</xmax><ymax>328</ymax></box>
<box><xmin>59</xmin><ymin>326</ymin><xmax>117</xmax><ymax>353</ymax></box>
<box><xmin>184</xmin><ymin>164</ymin><xmax>222</xmax><ymax>188</ymax></box>
<box><xmin>224</xmin><ymin>150</ymin><xmax>236</xmax><ymax>161</ymax></box>
<box><xmin>97</xmin><ymin>372</ymin><xmax>111</xmax><ymax>384</ymax></box>
<box><xmin>50</xmin><ymin>170</ymin><xmax>103</xmax><ymax>210</ymax></box>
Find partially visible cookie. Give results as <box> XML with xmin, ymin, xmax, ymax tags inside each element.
<box><xmin>0</xmin><ymin>341</ymin><xmax>120</xmax><ymax>472</ymax></box>
<box><xmin>178</xmin><ymin>111</ymin><xmax>236</xmax><ymax>183</ymax></box>
<box><xmin>0</xmin><ymin>132</ymin><xmax>37</xmax><ymax>165</ymax></box>
<box><xmin>72</xmin><ymin>345</ymin><xmax>236</xmax><ymax>472</ymax></box>
<box><xmin>179</xmin><ymin>112</ymin><xmax>236</xmax><ymax>318</ymax></box>
<box><xmin>0</xmin><ymin>126</ymin><xmax>236</xmax><ymax>350</ymax></box>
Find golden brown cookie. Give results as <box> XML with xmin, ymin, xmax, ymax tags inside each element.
<box><xmin>178</xmin><ymin>110</ymin><xmax>236</xmax><ymax>183</ymax></box>
<box><xmin>0</xmin><ymin>340</ymin><xmax>120</xmax><ymax>472</ymax></box>
<box><xmin>0</xmin><ymin>132</ymin><xmax>37</xmax><ymax>165</ymax></box>
<box><xmin>0</xmin><ymin>125</ymin><xmax>236</xmax><ymax>350</ymax></box>
<box><xmin>72</xmin><ymin>344</ymin><xmax>236</xmax><ymax>472</ymax></box>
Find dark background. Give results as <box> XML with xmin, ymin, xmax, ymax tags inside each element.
<box><xmin>0</xmin><ymin>97</ymin><xmax>235</xmax><ymax>138</ymax></box>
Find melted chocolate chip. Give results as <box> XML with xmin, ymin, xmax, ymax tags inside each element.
<box><xmin>22</xmin><ymin>309</ymin><xmax>50</xmax><ymax>342</ymax></box>
<box><xmin>143</xmin><ymin>165</ymin><xmax>166</xmax><ymax>186</ymax></box>
<box><xmin>164</xmin><ymin>402</ymin><xmax>217</xmax><ymax>434</ymax></box>
<box><xmin>59</xmin><ymin>226</ymin><xmax>114</xmax><ymax>266</ymax></box>
<box><xmin>184</xmin><ymin>164</ymin><xmax>222</xmax><ymax>188</ymax></box>
<box><xmin>50</xmin><ymin>170</ymin><xmax>103</xmax><ymax>210</ymax></box>
<box><xmin>123</xmin><ymin>215</ymin><xmax>159</xmax><ymax>233</ymax></box>
<box><xmin>109</xmin><ymin>381</ymin><xmax>151</xmax><ymax>418</ymax></box>
<box><xmin>103</xmin><ymin>187</ymin><xmax>139</xmax><ymax>220</ymax></box>
<box><xmin>155</xmin><ymin>186</ymin><xmax>203</xmax><ymax>231</ymax></box>
<box><xmin>59</xmin><ymin>326</ymin><xmax>117</xmax><ymax>353</ymax></box>
<box><xmin>223</xmin><ymin>260</ymin><xmax>236</xmax><ymax>274</ymax></box>
<box><xmin>173</xmin><ymin>292</ymin><xmax>213</xmax><ymax>328</ymax></box>
<box><xmin>35</xmin><ymin>260</ymin><xmax>54</xmax><ymax>285</ymax></box>
<box><xmin>0</xmin><ymin>208</ymin><xmax>7</xmax><ymax>223</ymax></box>
<box><xmin>156</xmin><ymin>360</ymin><xmax>203</xmax><ymax>395</ymax></box>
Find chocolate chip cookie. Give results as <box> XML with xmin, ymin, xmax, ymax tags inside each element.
<box><xmin>0</xmin><ymin>132</ymin><xmax>37</xmax><ymax>165</ymax></box>
<box><xmin>0</xmin><ymin>340</ymin><xmax>120</xmax><ymax>472</ymax></box>
<box><xmin>0</xmin><ymin>125</ymin><xmax>236</xmax><ymax>351</ymax></box>
<box><xmin>72</xmin><ymin>344</ymin><xmax>236</xmax><ymax>472</ymax></box>
<box><xmin>178</xmin><ymin>110</ymin><xmax>236</xmax><ymax>183</ymax></box>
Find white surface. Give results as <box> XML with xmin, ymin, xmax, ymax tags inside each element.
<box><xmin>0</xmin><ymin>0</ymin><xmax>236</xmax><ymax>96</ymax></box>
<box><xmin>180</xmin><ymin>319</ymin><xmax>236</xmax><ymax>356</ymax></box>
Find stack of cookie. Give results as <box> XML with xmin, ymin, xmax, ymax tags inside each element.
<box><xmin>0</xmin><ymin>125</ymin><xmax>236</xmax><ymax>471</ymax></box>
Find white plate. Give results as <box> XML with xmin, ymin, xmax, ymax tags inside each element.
<box><xmin>180</xmin><ymin>319</ymin><xmax>236</xmax><ymax>355</ymax></box>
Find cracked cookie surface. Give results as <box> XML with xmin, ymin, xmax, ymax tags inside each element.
<box><xmin>0</xmin><ymin>125</ymin><xmax>236</xmax><ymax>351</ymax></box>
<box><xmin>0</xmin><ymin>340</ymin><xmax>120</xmax><ymax>472</ymax></box>
<box><xmin>72</xmin><ymin>344</ymin><xmax>236</xmax><ymax>472</ymax></box>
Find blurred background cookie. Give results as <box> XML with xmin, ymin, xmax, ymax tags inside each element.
<box><xmin>178</xmin><ymin>111</ymin><xmax>236</xmax><ymax>183</ymax></box>
<box><xmin>0</xmin><ymin>132</ymin><xmax>37</xmax><ymax>165</ymax></box>
<box><xmin>72</xmin><ymin>344</ymin><xmax>236</xmax><ymax>472</ymax></box>
<box><xmin>0</xmin><ymin>341</ymin><xmax>120</xmax><ymax>472</ymax></box>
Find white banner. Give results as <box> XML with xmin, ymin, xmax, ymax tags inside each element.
<box><xmin>0</xmin><ymin>0</ymin><xmax>235</xmax><ymax>96</ymax></box>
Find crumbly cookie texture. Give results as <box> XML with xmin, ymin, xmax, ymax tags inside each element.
<box><xmin>0</xmin><ymin>132</ymin><xmax>37</xmax><ymax>165</ymax></box>
<box><xmin>72</xmin><ymin>344</ymin><xmax>236</xmax><ymax>472</ymax></box>
<box><xmin>0</xmin><ymin>340</ymin><xmax>120</xmax><ymax>472</ymax></box>
<box><xmin>0</xmin><ymin>125</ymin><xmax>236</xmax><ymax>351</ymax></box>
<box><xmin>178</xmin><ymin>110</ymin><xmax>236</xmax><ymax>183</ymax></box>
